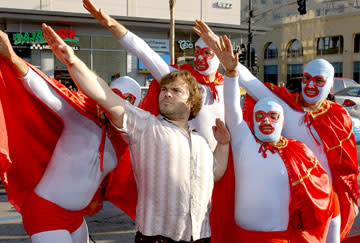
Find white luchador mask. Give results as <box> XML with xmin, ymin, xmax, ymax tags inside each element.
<box><xmin>110</xmin><ymin>76</ymin><xmax>142</xmax><ymax>107</ymax></box>
<box><xmin>301</xmin><ymin>59</ymin><xmax>334</xmax><ymax>104</ymax></box>
<box><xmin>253</xmin><ymin>97</ymin><xmax>284</xmax><ymax>142</ymax></box>
<box><xmin>193</xmin><ymin>38</ymin><xmax>220</xmax><ymax>76</ymax></box>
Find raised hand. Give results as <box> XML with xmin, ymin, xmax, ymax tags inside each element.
<box><xmin>193</xmin><ymin>20</ymin><xmax>219</xmax><ymax>51</ymax></box>
<box><xmin>217</xmin><ymin>35</ymin><xmax>239</xmax><ymax>73</ymax></box>
<box><xmin>42</xmin><ymin>23</ymin><xmax>77</xmax><ymax>66</ymax></box>
<box><xmin>0</xmin><ymin>31</ymin><xmax>16</xmax><ymax>60</ymax></box>
<box><xmin>212</xmin><ymin>118</ymin><xmax>230</xmax><ymax>145</ymax></box>
<box><xmin>83</xmin><ymin>0</ymin><xmax>113</xmax><ymax>28</ymax></box>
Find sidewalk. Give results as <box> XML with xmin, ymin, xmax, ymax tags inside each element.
<box><xmin>0</xmin><ymin>182</ymin><xmax>135</xmax><ymax>242</ymax></box>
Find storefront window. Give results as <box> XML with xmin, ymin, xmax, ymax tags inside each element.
<box><xmin>53</xmin><ymin>35</ymin><xmax>126</xmax><ymax>89</ymax></box>
<box><xmin>93</xmin><ymin>36</ymin><xmax>123</xmax><ymax>50</ymax></box>
<box><xmin>93</xmin><ymin>51</ymin><xmax>127</xmax><ymax>83</ymax></box>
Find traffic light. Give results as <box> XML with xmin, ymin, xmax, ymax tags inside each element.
<box><xmin>238</xmin><ymin>52</ymin><xmax>247</xmax><ymax>65</ymax></box>
<box><xmin>297</xmin><ymin>0</ymin><xmax>307</xmax><ymax>15</ymax></box>
<box><xmin>251</xmin><ymin>53</ymin><xmax>258</xmax><ymax>67</ymax></box>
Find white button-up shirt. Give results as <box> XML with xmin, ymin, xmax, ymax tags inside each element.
<box><xmin>118</xmin><ymin>103</ymin><xmax>215</xmax><ymax>241</ymax></box>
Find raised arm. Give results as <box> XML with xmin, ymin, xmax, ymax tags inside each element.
<box><xmin>0</xmin><ymin>30</ymin><xmax>70</xmax><ymax>114</ymax></box>
<box><xmin>194</xmin><ymin>21</ymin><xmax>300</xmax><ymax>119</ymax></box>
<box><xmin>0</xmin><ymin>31</ymin><xmax>28</xmax><ymax>77</ymax></box>
<box><xmin>83</xmin><ymin>0</ymin><xmax>170</xmax><ymax>81</ymax></box>
<box><xmin>42</xmin><ymin>23</ymin><xmax>126</xmax><ymax>127</ymax></box>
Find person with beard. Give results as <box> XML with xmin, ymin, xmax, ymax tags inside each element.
<box><xmin>0</xmin><ymin>30</ymin><xmax>142</xmax><ymax>243</ymax></box>
<box><xmin>42</xmin><ymin>23</ymin><xmax>230</xmax><ymax>243</ymax></box>
<box><xmin>215</xmin><ymin>36</ymin><xmax>335</xmax><ymax>242</ymax></box>
<box><xmin>83</xmin><ymin>0</ymin><xmax>224</xmax><ymax>151</ymax></box>
<box><xmin>194</xmin><ymin>20</ymin><xmax>358</xmax><ymax>242</ymax></box>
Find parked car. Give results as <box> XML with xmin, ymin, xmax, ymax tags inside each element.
<box><xmin>334</xmin><ymin>86</ymin><xmax>360</xmax><ymax>118</ymax></box>
<box><xmin>334</xmin><ymin>86</ymin><xmax>360</xmax><ymax>143</ymax></box>
<box><xmin>332</xmin><ymin>77</ymin><xmax>360</xmax><ymax>93</ymax></box>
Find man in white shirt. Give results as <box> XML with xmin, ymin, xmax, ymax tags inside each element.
<box><xmin>42</xmin><ymin>23</ymin><xmax>230</xmax><ymax>243</ymax></box>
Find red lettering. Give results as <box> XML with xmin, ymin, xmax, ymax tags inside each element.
<box><xmin>69</xmin><ymin>28</ymin><xmax>76</xmax><ymax>39</ymax></box>
<box><xmin>58</xmin><ymin>29</ymin><xmax>65</xmax><ymax>39</ymax></box>
<box><xmin>53</xmin><ymin>28</ymin><xmax>76</xmax><ymax>39</ymax></box>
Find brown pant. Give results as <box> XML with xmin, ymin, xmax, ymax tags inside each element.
<box><xmin>135</xmin><ymin>231</ymin><xmax>211</xmax><ymax>243</ymax></box>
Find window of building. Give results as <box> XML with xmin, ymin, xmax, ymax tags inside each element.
<box><xmin>316</xmin><ymin>35</ymin><xmax>343</xmax><ymax>55</ymax></box>
<box><xmin>273</xmin><ymin>0</ymin><xmax>281</xmax><ymax>5</ymax></box>
<box><xmin>354</xmin><ymin>61</ymin><xmax>360</xmax><ymax>83</ymax></box>
<box><xmin>264</xmin><ymin>42</ymin><xmax>278</xmax><ymax>59</ymax></box>
<box><xmin>316</xmin><ymin>9</ymin><xmax>322</xmax><ymax>16</ymax></box>
<box><xmin>264</xmin><ymin>65</ymin><xmax>278</xmax><ymax>84</ymax></box>
<box><xmin>354</xmin><ymin>33</ymin><xmax>360</xmax><ymax>53</ymax></box>
<box><xmin>261</xmin><ymin>0</ymin><xmax>266</xmax><ymax>4</ymax></box>
<box><xmin>287</xmin><ymin>64</ymin><xmax>303</xmax><ymax>81</ymax></box>
<box><xmin>331</xmin><ymin>62</ymin><xmax>343</xmax><ymax>77</ymax></box>
<box><xmin>272</xmin><ymin>13</ymin><xmax>282</xmax><ymax>20</ymax></box>
<box><xmin>286</xmin><ymin>39</ymin><xmax>303</xmax><ymax>58</ymax></box>
<box><xmin>54</xmin><ymin>35</ymin><xmax>127</xmax><ymax>87</ymax></box>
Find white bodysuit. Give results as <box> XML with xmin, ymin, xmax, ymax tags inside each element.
<box><xmin>233</xmin><ymin>63</ymin><xmax>340</xmax><ymax>242</ymax></box>
<box><xmin>21</xmin><ymin>68</ymin><xmax>118</xmax><ymax>243</ymax></box>
<box><xmin>224</xmin><ymin>75</ymin><xmax>290</xmax><ymax>231</ymax></box>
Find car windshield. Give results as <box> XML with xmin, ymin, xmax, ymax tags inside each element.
<box><xmin>336</xmin><ymin>87</ymin><xmax>360</xmax><ymax>97</ymax></box>
<box><xmin>333</xmin><ymin>78</ymin><xmax>360</xmax><ymax>93</ymax></box>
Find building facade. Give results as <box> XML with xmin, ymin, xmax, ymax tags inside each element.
<box><xmin>239</xmin><ymin>0</ymin><xmax>360</xmax><ymax>85</ymax></box>
<box><xmin>252</xmin><ymin>11</ymin><xmax>360</xmax><ymax>85</ymax></box>
<box><xmin>0</xmin><ymin>0</ymin><xmax>267</xmax><ymax>96</ymax></box>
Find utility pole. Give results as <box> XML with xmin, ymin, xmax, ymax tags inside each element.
<box><xmin>247</xmin><ymin>0</ymin><xmax>253</xmax><ymax>72</ymax></box>
<box><xmin>169</xmin><ymin>0</ymin><xmax>176</xmax><ymax>65</ymax></box>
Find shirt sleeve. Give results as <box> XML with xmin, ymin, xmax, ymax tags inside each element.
<box><xmin>110</xmin><ymin>102</ymin><xmax>154</xmax><ymax>144</ymax></box>
<box><xmin>20</xmin><ymin>68</ymin><xmax>72</xmax><ymax>116</ymax></box>
<box><xmin>119</xmin><ymin>31</ymin><xmax>171</xmax><ymax>81</ymax></box>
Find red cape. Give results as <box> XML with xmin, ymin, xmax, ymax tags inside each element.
<box><xmin>210</xmin><ymin>140</ymin><xmax>333</xmax><ymax>242</ymax></box>
<box><xmin>0</xmin><ymin>59</ymin><xmax>133</xmax><ymax>216</ymax></box>
<box><xmin>250</xmin><ymin>83</ymin><xmax>359</xmax><ymax>240</ymax></box>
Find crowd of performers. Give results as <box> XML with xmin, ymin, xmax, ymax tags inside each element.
<box><xmin>0</xmin><ymin>0</ymin><xmax>358</xmax><ymax>242</ymax></box>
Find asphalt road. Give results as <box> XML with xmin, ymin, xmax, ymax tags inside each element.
<box><xmin>1</xmin><ymin>146</ymin><xmax>360</xmax><ymax>242</ymax></box>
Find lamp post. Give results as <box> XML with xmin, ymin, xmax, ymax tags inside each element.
<box><xmin>247</xmin><ymin>0</ymin><xmax>253</xmax><ymax>72</ymax></box>
<box><xmin>169</xmin><ymin>0</ymin><xmax>176</xmax><ymax>65</ymax></box>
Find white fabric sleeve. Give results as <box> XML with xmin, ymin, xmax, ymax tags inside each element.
<box><xmin>224</xmin><ymin>75</ymin><xmax>254</xmax><ymax>146</ymax></box>
<box><xmin>20</xmin><ymin>68</ymin><xmax>70</xmax><ymax>116</ymax></box>
<box><xmin>119</xmin><ymin>31</ymin><xmax>171</xmax><ymax>81</ymax></box>
<box><xmin>236</xmin><ymin>63</ymin><xmax>301</xmax><ymax>128</ymax></box>
<box><xmin>110</xmin><ymin>102</ymin><xmax>153</xmax><ymax>144</ymax></box>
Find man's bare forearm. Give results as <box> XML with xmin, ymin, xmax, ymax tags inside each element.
<box><xmin>66</xmin><ymin>57</ymin><xmax>126</xmax><ymax>127</ymax></box>
<box><xmin>213</xmin><ymin>143</ymin><xmax>229</xmax><ymax>182</ymax></box>
<box><xmin>7</xmin><ymin>52</ymin><xmax>29</xmax><ymax>78</ymax></box>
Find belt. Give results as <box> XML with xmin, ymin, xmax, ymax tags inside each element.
<box><xmin>135</xmin><ymin>231</ymin><xmax>210</xmax><ymax>243</ymax></box>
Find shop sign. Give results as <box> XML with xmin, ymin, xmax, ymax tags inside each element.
<box><xmin>144</xmin><ymin>38</ymin><xmax>169</xmax><ymax>53</ymax></box>
<box><xmin>11</xmin><ymin>28</ymin><xmax>79</xmax><ymax>48</ymax></box>
<box><xmin>177</xmin><ymin>40</ymin><xmax>194</xmax><ymax>50</ymax></box>
<box><xmin>213</xmin><ymin>1</ymin><xmax>233</xmax><ymax>9</ymax></box>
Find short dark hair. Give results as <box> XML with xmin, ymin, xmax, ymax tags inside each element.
<box><xmin>159</xmin><ymin>70</ymin><xmax>202</xmax><ymax>120</ymax></box>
